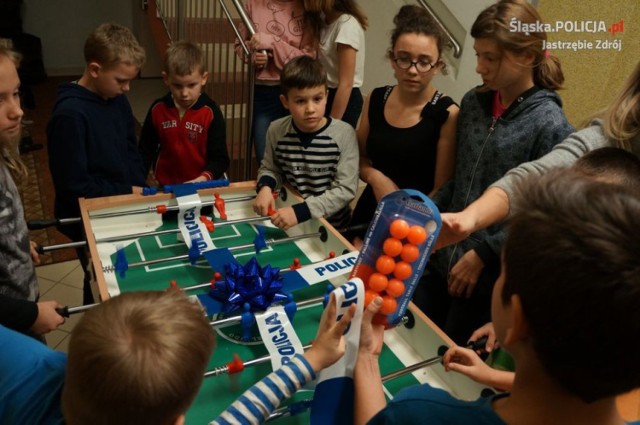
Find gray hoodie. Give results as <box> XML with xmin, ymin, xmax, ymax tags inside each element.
<box><xmin>431</xmin><ymin>86</ymin><xmax>574</xmax><ymax>274</ymax></box>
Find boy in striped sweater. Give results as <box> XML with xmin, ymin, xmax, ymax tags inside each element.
<box><xmin>253</xmin><ymin>56</ymin><xmax>359</xmax><ymax>231</ymax></box>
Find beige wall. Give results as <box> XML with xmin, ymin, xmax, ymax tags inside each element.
<box><xmin>537</xmin><ymin>0</ymin><xmax>639</xmax><ymax>127</ymax></box>
<box><xmin>23</xmin><ymin>0</ymin><xmax>138</xmax><ymax>76</ymax></box>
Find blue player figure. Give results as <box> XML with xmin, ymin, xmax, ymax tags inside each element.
<box><xmin>240</xmin><ymin>302</ymin><xmax>255</xmax><ymax>342</ymax></box>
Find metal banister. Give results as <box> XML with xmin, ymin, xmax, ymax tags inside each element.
<box><xmin>219</xmin><ymin>0</ymin><xmax>257</xmax><ymax>180</ymax></box>
<box><xmin>218</xmin><ymin>0</ymin><xmax>250</xmax><ymax>57</ymax></box>
<box><xmin>416</xmin><ymin>0</ymin><xmax>462</xmax><ymax>58</ymax></box>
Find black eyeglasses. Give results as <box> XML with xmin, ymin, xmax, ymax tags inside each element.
<box><xmin>392</xmin><ymin>57</ymin><xmax>438</xmax><ymax>73</ymax></box>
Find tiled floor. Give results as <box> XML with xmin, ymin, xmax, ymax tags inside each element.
<box><xmin>36</xmin><ymin>260</ymin><xmax>85</xmax><ymax>353</ymax></box>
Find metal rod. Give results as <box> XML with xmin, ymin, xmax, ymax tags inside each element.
<box><xmin>263</xmin><ymin>353</ymin><xmax>444</xmax><ymax>421</ymax></box>
<box><xmin>181</xmin><ymin>264</ymin><xmax>298</xmax><ymax>292</ymax></box>
<box><xmin>102</xmin><ymin>231</ymin><xmax>323</xmax><ymax>273</ymax></box>
<box><xmin>230</xmin><ymin>0</ymin><xmax>256</xmax><ymax>35</ymax></box>
<box><xmin>206</xmin><ymin>314</ymin><xmax>411</xmax><ymax>377</ymax></box>
<box><xmin>153</xmin><ymin>0</ymin><xmax>174</xmax><ymax>43</ymax></box>
<box><xmin>204</xmin><ymin>344</ymin><xmax>313</xmax><ymax>378</ymax></box>
<box><xmin>39</xmin><ymin>241</ymin><xmax>87</xmax><ymax>253</ymax></box>
<box><xmin>55</xmin><ymin>303</ymin><xmax>100</xmax><ymax>317</ymax></box>
<box><xmin>266</xmin><ymin>399</ymin><xmax>313</xmax><ymax>421</ymax></box>
<box><xmin>90</xmin><ymin>194</ymin><xmax>257</xmax><ymax>220</ymax></box>
<box><xmin>208</xmin><ymin>296</ymin><xmax>325</xmax><ymax>328</ymax></box>
<box><xmin>218</xmin><ymin>0</ymin><xmax>250</xmax><ymax>57</ymax></box>
<box><xmin>381</xmin><ymin>355</ymin><xmax>442</xmax><ymax>382</ymax></box>
<box><xmin>95</xmin><ymin>215</ymin><xmax>268</xmax><ymax>244</ymax></box>
<box><xmin>229</xmin><ymin>232</ymin><xmax>321</xmax><ymax>252</ymax></box>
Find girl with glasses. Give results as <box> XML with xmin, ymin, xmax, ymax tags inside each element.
<box><xmin>349</xmin><ymin>4</ymin><xmax>459</xmax><ymax>246</ymax></box>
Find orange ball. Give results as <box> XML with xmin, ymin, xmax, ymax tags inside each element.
<box><xmin>364</xmin><ymin>289</ymin><xmax>379</xmax><ymax>307</ymax></box>
<box><xmin>389</xmin><ymin>219</ymin><xmax>410</xmax><ymax>240</ymax></box>
<box><xmin>393</xmin><ymin>261</ymin><xmax>413</xmax><ymax>280</ymax></box>
<box><xmin>407</xmin><ymin>225</ymin><xmax>428</xmax><ymax>245</ymax></box>
<box><xmin>382</xmin><ymin>237</ymin><xmax>403</xmax><ymax>257</ymax></box>
<box><xmin>376</xmin><ymin>255</ymin><xmax>396</xmax><ymax>275</ymax></box>
<box><xmin>368</xmin><ymin>273</ymin><xmax>389</xmax><ymax>292</ymax></box>
<box><xmin>400</xmin><ymin>243</ymin><xmax>420</xmax><ymax>263</ymax></box>
<box><xmin>386</xmin><ymin>278</ymin><xmax>405</xmax><ymax>297</ymax></box>
<box><xmin>380</xmin><ymin>295</ymin><xmax>398</xmax><ymax>315</ymax></box>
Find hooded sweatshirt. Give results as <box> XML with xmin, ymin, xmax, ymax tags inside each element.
<box><xmin>430</xmin><ymin>86</ymin><xmax>574</xmax><ymax>274</ymax></box>
<box><xmin>47</xmin><ymin>83</ymin><xmax>146</xmax><ymax>226</ymax></box>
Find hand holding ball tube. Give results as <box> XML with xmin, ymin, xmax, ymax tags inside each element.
<box><xmin>350</xmin><ymin>190</ymin><xmax>442</xmax><ymax>326</ymax></box>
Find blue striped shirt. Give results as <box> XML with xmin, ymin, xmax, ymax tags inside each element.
<box><xmin>211</xmin><ymin>354</ymin><xmax>316</xmax><ymax>424</ymax></box>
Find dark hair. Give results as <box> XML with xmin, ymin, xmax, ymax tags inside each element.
<box><xmin>328</xmin><ymin>0</ymin><xmax>368</xmax><ymax>30</ymax></box>
<box><xmin>503</xmin><ymin>170</ymin><xmax>640</xmax><ymax>402</ymax></box>
<box><xmin>574</xmin><ymin>147</ymin><xmax>640</xmax><ymax>190</ymax></box>
<box><xmin>280</xmin><ymin>55</ymin><xmax>327</xmax><ymax>96</ymax></box>
<box><xmin>471</xmin><ymin>0</ymin><xmax>564</xmax><ymax>90</ymax></box>
<box><xmin>389</xmin><ymin>5</ymin><xmax>450</xmax><ymax>73</ymax></box>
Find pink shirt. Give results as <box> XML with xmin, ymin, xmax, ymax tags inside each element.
<box><xmin>234</xmin><ymin>0</ymin><xmax>316</xmax><ymax>83</ymax></box>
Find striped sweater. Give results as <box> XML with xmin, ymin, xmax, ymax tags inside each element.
<box><xmin>210</xmin><ymin>354</ymin><xmax>315</xmax><ymax>424</ymax></box>
<box><xmin>257</xmin><ymin>116</ymin><xmax>359</xmax><ymax>229</ymax></box>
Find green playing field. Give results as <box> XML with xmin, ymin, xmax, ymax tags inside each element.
<box><xmin>107</xmin><ymin>216</ymin><xmax>420</xmax><ymax>424</ymax></box>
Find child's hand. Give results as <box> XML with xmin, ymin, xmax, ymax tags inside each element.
<box><xmin>443</xmin><ymin>345</ymin><xmax>515</xmax><ymax>390</ymax></box>
<box><xmin>29</xmin><ymin>241</ymin><xmax>40</xmax><ymax>265</ymax></box>
<box><xmin>435</xmin><ymin>212</ymin><xmax>473</xmax><ymax>250</ymax></box>
<box><xmin>448</xmin><ymin>249</ymin><xmax>484</xmax><ymax>298</ymax></box>
<box><xmin>359</xmin><ymin>296</ymin><xmax>384</xmax><ymax>358</ymax></box>
<box><xmin>253</xmin><ymin>187</ymin><xmax>275</xmax><ymax>216</ymax></box>
<box><xmin>185</xmin><ymin>175</ymin><xmax>207</xmax><ymax>183</ymax></box>
<box><xmin>31</xmin><ymin>300</ymin><xmax>65</xmax><ymax>334</ymax></box>
<box><xmin>443</xmin><ymin>346</ymin><xmax>494</xmax><ymax>384</ymax></box>
<box><xmin>305</xmin><ymin>293</ymin><xmax>356</xmax><ymax>373</ymax></box>
<box><xmin>469</xmin><ymin>322</ymin><xmax>498</xmax><ymax>353</ymax></box>
<box><xmin>270</xmin><ymin>206</ymin><xmax>297</xmax><ymax>230</ymax></box>
<box><xmin>252</xmin><ymin>51</ymin><xmax>268</xmax><ymax>67</ymax></box>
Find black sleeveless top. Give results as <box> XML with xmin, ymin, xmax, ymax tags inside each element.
<box><xmin>350</xmin><ymin>86</ymin><xmax>455</xmax><ymax>234</ymax></box>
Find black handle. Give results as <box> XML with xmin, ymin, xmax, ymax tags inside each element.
<box><xmin>466</xmin><ymin>335</ymin><xmax>489</xmax><ymax>352</ymax></box>
<box><xmin>55</xmin><ymin>306</ymin><xmax>70</xmax><ymax>318</ymax></box>
<box><xmin>436</xmin><ymin>336</ymin><xmax>490</xmax><ymax>359</ymax></box>
<box><xmin>28</xmin><ymin>219</ymin><xmax>60</xmax><ymax>230</ymax></box>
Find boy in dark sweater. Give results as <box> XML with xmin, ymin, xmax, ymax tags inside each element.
<box><xmin>47</xmin><ymin>23</ymin><xmax>147</xmax><ymax>304</ymax></box>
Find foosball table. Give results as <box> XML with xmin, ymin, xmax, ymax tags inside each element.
<box><xmin>77</xmin><ymin>181</ymin><xmax>492</xmax><ymax>424</ymax></box>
